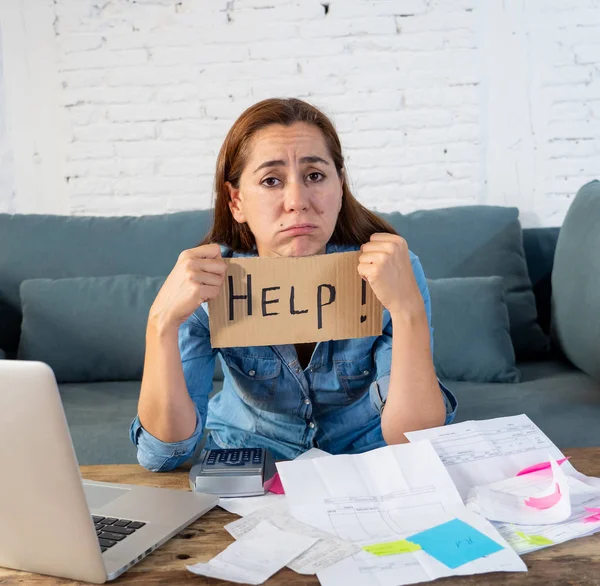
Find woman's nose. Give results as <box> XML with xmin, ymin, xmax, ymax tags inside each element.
<box><xmin>283</xmin><ymin>180</ymin><xmax>310</xmax><ymax>212</ymax></box>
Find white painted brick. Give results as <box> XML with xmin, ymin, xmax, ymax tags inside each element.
<box><xmin>60</xmin><ymin>49</ymin><xmax>149</xmax><ymax>70</ymax></box>
<box><xmin>159</xmin><ymin>119</ymin><xmax>231</xmax><ymax>141</ymax></box>
<box><xmin>66</xmin><ymin>158</ymin><xmax>156</xmax><ymax>178</ymax></box>
<box><xmin>541</xmin><ymin>65</ymin><xmax>594</xmax><ymax>86</ymax></box>
<box><xmin>59</xmin><ymin>34</ymin><xmax>105</xmax><ymax>54</ymax></box>
<box><xmin>547</xmin><ymin>120</ymin><xmax>599</xmax><ymax>140</ymax></box>
<box><xmin>150</xmin><ymin>45</ymin><xmax>249</xmax><ymax>65</ymax></box>
<box><xmin>66</xmin><ymin>104</ymin><xmax>107</xmax><ymax>126</ymax></box>
<box><xmin>229</xmin><ymin>3</ymin><xmax>324</xmax><ymax>24</ymax></box>
<box><xmin>73</xmin><ymin>122</ymin><xmax>157</xmax><ymax>142</ymax></box>
<box><xmin>301</xmin><ymin>17</ymin><xmax>397</xmax><ymax>38</ymax></box>
<box><xmin>551</xmin><ymin>82</ymin><xmax>600</xmax><ymax>102</ymax></box>
<box><xmin>550</xmin><ymin>102</ymin><xmax>592</xmax><ymax>121</ymax></box>
<box><xmin>114</xmin><ymin>140</ymin><xmax>219</xmax><ymax>159</ymax></box>
<box><xmin>65</xmin><ymin>142</ymin><xmax>115</xmax><ymax>161</ymax></box>
<box><xmin>575</xmin><ymin>44</ymin><xmax>600</xmax><ymax>65</ymax></box>
<box><xmin>167</xmin><ymin>192</ymin><xmax>214</xmax><ymax>212</ymax></box>
<box><xmin>107</xmin><ymin>103</ymin><xmax>203</xmax><ymax>122</ymax></box>
<box><xmin>547</xmin><ymin>138</ymin><xmax>597</xmax><ymax>158</ymax></box>
<box><xmin>159</xmin><ymin>157</ymin><xmax>204</xmax><ymax>177</ymax></box>
<box><xmin>329</xmin><ymin>0</ymin><xmax>429</xmax><ymax>19</ymax></box>
<box><xmin>113</xmin><ymin>177</ymin><xmax>200</xmax><ymax>196</ymax></box>
<box><xmin>196</xmin><ymin>22</ymin><xmax>300</xmax><ymax>44</ymax></box>
<box><xmin>68</xmin><ymin>177</ymin><xmax>114</xmax><ymax>196</ymax></box>
<box><xmin>249</xmin><ymin>39</ymin><xmax>346</xmax><ymax>60</ymax></box>
<box><xmin>106</xmin><ymin>65</ymin><xmax>196</xmax><ymax>87</ymax></box>
<box><xmin>62</xmin><ymin>69</ymin><xmax>108</xmax><ymax>89</ymax></box>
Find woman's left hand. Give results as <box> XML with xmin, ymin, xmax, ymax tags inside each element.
<box><xmin>358</xmin><ymin>233</ymin><xmax>425</xmax><ymax>317</ymax></box>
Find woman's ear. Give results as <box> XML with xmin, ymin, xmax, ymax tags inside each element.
<box><xmin>226</xmin><ymin>181</ymin><xmax>246</xmax><ymax>223</ymax></box>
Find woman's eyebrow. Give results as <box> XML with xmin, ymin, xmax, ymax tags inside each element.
<box><xmin>253</xmin><ymin>156</ymin><xmax>330</xmax><ymax>174</ymax></box>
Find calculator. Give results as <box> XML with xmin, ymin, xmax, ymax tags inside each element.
<box><xmin>188</xmin><ymin>447</ymin><xmax>277</xmax><ymax>497</ymax></box>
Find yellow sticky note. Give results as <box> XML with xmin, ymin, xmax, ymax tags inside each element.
<box><xmin>515</xmin><ymin>531</ymin><xmax>554</xmax><ymax>546</ymax></box>
<box><xmin>363</xmin><ymin>539</ymin><xmax>422</xmax><ymax>556</ymax></box>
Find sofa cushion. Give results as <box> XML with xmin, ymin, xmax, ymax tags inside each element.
<box><xmin>448</xmin><ymin>360</ymin><xmax>600</xmax><ymax>448</ymax></box>
<box><xmin>428</xmin><ymin>277</ymin><xmax>520</xmax><ymax>383</ymax></box>
<box><xmin>379</xmin><ymin>206</ymin><xmax>549</xmax><ymax>359</ymax></box>
<box><xmin>0</xmin><ymin>211</ymin><xmax>213</xmax><ymax>354</ymax></box>
<box><xmin>522</xmin><ymin>227</ymin><xmax>561</xmax><ymax>336</ymax></box>
<box><xmin>18</xmin><ymin>275</ymin><xmax>165</xmax><ymax>383</ymax></box>
<box><xmin>552</xmin><ymin>180</ymin><xmax>600</xmax><ymax>381</ymax></box>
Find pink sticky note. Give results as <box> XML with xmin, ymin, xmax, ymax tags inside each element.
<box><xmin>584</xmin><ymin>507</ymin><xmax>600</xmax><ymax>514</ymax></box>
<box><xmin>267</xmin><ymin>472</ymin><xmax>285</xmax><ymax>495</ymax></box>
<box><xmin>524</xmin><ymin>483</ymin><xmax>561</xmax><ymax>510</ymax></box>
<box><xmin>583</xmin><ymin>514</ymin><xmax>600</xmax><ymax>524</ymax></box>
<box><xmin>516</xmin><ymin>457</ymin><xmax>570</xmax><ymax>476</ymax></box>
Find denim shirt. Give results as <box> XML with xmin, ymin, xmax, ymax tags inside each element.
<box><xmin>130</xmin><ymin>243</ymin><xmax>457</xmax><ymax>471</ymax></box>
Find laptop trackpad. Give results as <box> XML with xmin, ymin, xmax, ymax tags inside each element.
<box><xmin>83</xmin><ymin>483</ymin><xmax>130</xmax><ymax>509</ymax></box>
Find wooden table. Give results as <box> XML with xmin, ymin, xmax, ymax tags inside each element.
<box><xmin>1</xmin><ymin>448</ymin><xmax>599</xmax><ymax>585</ymax></box>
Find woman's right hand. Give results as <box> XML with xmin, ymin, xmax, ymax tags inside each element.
<box><xmin>148</xmin><ymin>243</ymin><xmax>227</xmax><ymax>333</ymax></box>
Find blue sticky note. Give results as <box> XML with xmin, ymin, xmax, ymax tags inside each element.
<box><xmin>408</xmin><ymin>519</ymin><xmax>504</xmax><ymax>569</ymax></box>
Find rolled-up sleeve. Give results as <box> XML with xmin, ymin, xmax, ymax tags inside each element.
<box><xmin>368</xmin><ymin>252</ymin><xmax>458</xmax><ymax>425</ymax></box>
<box><xmin>130</xmin><ymin>307</ymin><xmax>216</xmax><ymax>471</ymax></box>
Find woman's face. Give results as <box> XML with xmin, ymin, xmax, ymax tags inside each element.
<box><xmin>227</xmin><ymin>122</ymin><xmax>343</xmax><ymax>257</ymax></box>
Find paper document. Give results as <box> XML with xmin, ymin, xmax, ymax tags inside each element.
<box><xmin>468</xmin><ymin>456</ymin><xmax>572</xmax><ymax>524</ymax></box>
<box><xmin>404</xmin><ymin>415</ymin><xmax>577</xmax><ymax>500</ymax></box>
<box><xmin>186</xmin><ymin>520</ymin><xmax>317</xmax><ymax>584</ymax></box>
<box><xmin>218</xmin><ymin>447</ymin><xmax>330</xmax><ymax>516</ymax></box>
<box><xmin>225</xmin><ymin>503</ymin><xmax>359</xmax><ymax>574</ymax></box>
<box><xmin>219</xmin><ymin>491</ymin><xmax>284</xmax><ymax>517</ymax></box>
<box><xmin>276</xmin><ymin>441</ymin><xmax>526</xmax><ymax>586</ymax></box>
<box><xmin>406</xmin><ymin>415</ymin><xmax>600</xmax><ymax>554</ymax></box>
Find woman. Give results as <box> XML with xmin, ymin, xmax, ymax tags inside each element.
<box><xmin>130</xmin><ymin>98</ymin><xmax>456</xmax><ymax>471</ymax></box>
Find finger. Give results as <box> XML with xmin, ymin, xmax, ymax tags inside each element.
<box><xmin>369</xmin><ymin>233</ymin><xmax>403</xmax><ymax>243</ymax></box>
<box><xmin>360</xmin><ymin>241</ymin><xmax>396</xmax><ymax>254</ymax></box>
<box><xmin>359</xmin><ymin>251</ymin><xmax>391</xmax><ymax>264</ymax></box>
<box><xmin>189</xmin><ymin>243</ymin><xmax>222</xmax><ymax>259</ymax></box>
<box><xmin>195</xmin><ymin>283</ymin><xmax>221</xmax><ymax>302</ymax></box>
<box><xmin>357</xmin><ymin>264</ymin><xmax>376</xmax><ymax>282</ymax></box>
<box><xmin>197</xmin><ymin>259</ymin><xmax>227</xmax><ymax>276</ymax></box>
<box><xmin>190</xmin><ymin>270</ymin><xmax>224</xmax><ymax>287</ymax></box>
<box><xmin>185</xmin><ymin>259</ymin><xmax>227</xmax><ymax>276</ymax></box>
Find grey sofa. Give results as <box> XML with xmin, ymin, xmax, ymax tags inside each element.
<box><xmin>1</xmin><ymin>181</ymin><xmax>599</xmax><ymax>465</ymax></box>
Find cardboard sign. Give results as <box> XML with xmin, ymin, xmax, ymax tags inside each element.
<box><xmin>208</xmin><ymin>251</ymin><xmax>383</xmax><ymax>348</ymax></box>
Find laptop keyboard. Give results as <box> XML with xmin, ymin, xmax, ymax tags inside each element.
<box><xmin>93</xmin><ymin>515</ymin><xmax>146</xmax><ymax>553</ymax></box>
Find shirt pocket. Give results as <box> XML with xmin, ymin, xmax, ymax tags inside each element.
<box><xmin>220</xmin><ymin>350</ymin><xmax>282</xmax><ymax>407</ymax></box>
<box><xmin>333</xmin><ymin>351</ymin><xmax>375</xmax><ymax>400</ymax></box>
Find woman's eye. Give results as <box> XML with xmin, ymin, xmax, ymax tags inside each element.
<box><xmin>262</xmin><ymin>177</ymin><xmax>281</xmax><ymax>187</ymax></box>
<box><xmin>307</xmin><ymin>172</ymin><xmax>324</xmax><ymax>183</ymax></box>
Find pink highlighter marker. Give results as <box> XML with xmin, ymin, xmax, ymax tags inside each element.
<box><xmin>516</xmin><ymin>456</ymin><xmax>571</xmax><ymax>477</ymax></box>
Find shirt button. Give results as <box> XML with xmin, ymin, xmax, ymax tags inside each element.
<box><xmin>308</xmin><ymin>422</ymin><xmax>315</xmax><ymax>429</ymax></box>
<box><xmin>363</xmin><ymin>370</ymin><xmax>370</xmax><ymax>375</ymax></box>
<box><xmin>248</xmin><ymin>369</ymin><xmax>256</xmax><ymax>376</ymax></box>
<box><xmin>295</xmin><ymin>366</ymin><xmax>301</xmax><ymax>373</ymax></box>
<box><xmin>304</xmin><ymin>399</ymin><xmax>310</xmax><ymax>405</ymax></box>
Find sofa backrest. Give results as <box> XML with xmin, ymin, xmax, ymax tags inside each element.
<box><xmin>0</xmin><ymin>206</ymin><xmax>558</xmax><ymax>362</ymax></box>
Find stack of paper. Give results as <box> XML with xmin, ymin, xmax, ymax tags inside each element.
<box><xmin>406</xmin><ymin>414</ymin><xmax>600</xmax><ymax>554</ymax></box>
<box><xmin>187</xmin><ymin>521</ymin><xmax>317</xmax><ymax>584</ymax></box>
<box><xmin>276</xmin><ymin>440</ymin><xmax>526</xmax><ymax>585</ymax></box>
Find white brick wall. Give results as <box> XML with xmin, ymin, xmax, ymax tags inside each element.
<box><xmin>0</xmin><ymin>0</ymin><xmax>599</xmax><ymax>225</ymax></box>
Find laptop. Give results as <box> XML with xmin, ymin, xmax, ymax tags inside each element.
<box><xmin>0</xmin><ymin>360</ymin><xmax>218</xmax><ymax>584</ymax></box>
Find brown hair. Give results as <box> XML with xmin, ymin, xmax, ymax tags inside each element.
<box><xmin>201</xmin><ymin>97</ymin><xmax>397</xmax><ymax>251</ymax></box>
